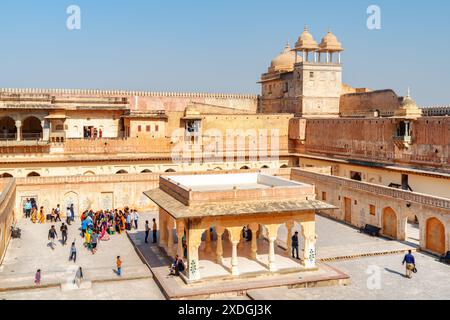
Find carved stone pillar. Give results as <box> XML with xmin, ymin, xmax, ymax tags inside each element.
<box><xmin>159</xmin><ymin>209</ymin><xmax>167</xmax><ymax>248</ymax></box>
<box><xmin>227</xmin><ymin>227</ymin><xmax>243</xmax><ymax>276</ymax></box>
<box><xmin>204</xmin><ymin>228</ymin><xmax>212</xmax><ymax>253</ymax></box>
<box><xmin>41</xmin><ymin>120</ymin><xmax>49</xmax><ymax>142</ymax></box>
<box><xmin>15</xmin><ymin>120</ymin><xmax>22</xmax><ymax>141</ymax></box>
<box><xmin>248</xmin><ymin>223</ymin><xmax>259</xmax><ymax>260</ymax></box>
<box><xmin>265</xmin><ymin>224</ymin><xmax>280</xmax><ymax>272</ymax></box>
<box><xmin>176</xmin><ymin>220</ymin><xmax>185</xmax><ymax>258</ymax></box>
<box><xmin>187</xmin><ymin>227</ymin><xmax>203</xmax><ymax>281</ymax></box>
<box><xmin>301</xmin><ymin>221</ymin><xmax>317</xmax><ymax>269</ymax></box>
<box><xmin>215</xmin><ymin>226</ymin><xmax>225</xmax><ymax>264</ymax></box>
<box><xmin>285</xmin><ymin>221</ymin><xmax>294</xmax><ymax>257</ymax></box>
<box><xmin>166</xmin><ymin>216</ymin><xmax>175</xmax><ymax>257</ymax></box>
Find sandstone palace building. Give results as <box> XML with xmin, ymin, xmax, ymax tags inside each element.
<box><xmin>0</xmin><ymin>27</ymin><xmax>449</xmax><ymax>265</ymax></box>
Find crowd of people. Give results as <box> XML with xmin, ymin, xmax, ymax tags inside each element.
<box><xmin>79</xmin><ymin>207</ymin><xmax>140</xmax><ymax>254</ymax></box>
<box><xmin>23</xmin><ymin>198</ymin><xmax>150</xmax><ymax>257</ymax></box>
<box><xmin>23</xmin><ymin>198</ymin><xmax>165</xmax><ymax>286</ymax></box>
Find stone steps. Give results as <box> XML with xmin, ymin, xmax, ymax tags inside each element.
<box><xmin>0</xmin><ymin>264</ymin><xmax>152</xmax><ymax>293</ymax></box>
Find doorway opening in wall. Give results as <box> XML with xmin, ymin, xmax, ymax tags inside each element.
<box><xmin>406</xmin><ymin>213</ymin><xmax>420</xmax><ymax>247</ymax></box>
<box><xmin>350</xmin><ymin>171</ymin><xmax>362</xmax><ymax>181</ymax></box>
<box><xmin>83</xmin><ymin>126</ymin><xmax>95</xmax><ymax>139</ymax></box>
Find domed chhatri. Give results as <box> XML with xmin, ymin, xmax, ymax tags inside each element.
<box><xmin>394</xmin><ymin>89</ymin><xmax>423</xmax><ymax>119</ymax></box>
<box><xmin>269</xmin><ymin>42</ymin><xmax>300</xmax><ymax>73</ymax></box>
<box><xmin>294</xmin><ymin>25</ymin><xmax>319</xmax><ymax>51</ymax></box>
<box><xmin>319</xmin><ymin>30</ymin><xmax>343</xmax><ymax>53</ymax></box>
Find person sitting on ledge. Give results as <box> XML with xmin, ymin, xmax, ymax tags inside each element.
<box><xmin>169</xmin><ymin>255</ymin><xmax>185</xmax><ymax>276</ymax></box>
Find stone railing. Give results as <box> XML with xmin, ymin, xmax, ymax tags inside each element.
<box><xmin>61</xmin><ymin>137</ymin><xmax>290</xmax><ymax>157</ymax></box>
<box><xmin>0</xmin><ymin>88</ymin><xmax>258</xmax><ymax>100</ymax></box>
<box><xmin>15</xmin><ymin>168</ymin><xmax>292</xmax><ymax>187</ymax></box>
<box><xmin>421</xmin><ymin>106</ymin><xmax>450</xmax><ymax>117</ymax></box>
<box><xmin>15</xmin><ymin>172</ymin><xmax>161</xmax><ymax>186</ymax></box>
<box><xmin>291</xmin><ymin>169</ymin><xmax>450</xmax><ymax>211</ymax></box>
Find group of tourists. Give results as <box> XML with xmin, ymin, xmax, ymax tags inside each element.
<box><xmin>84</xmin><ymin>127</ymin><xmax>103</xmax><ymax>139</ymax></box>
<box><xmin>79</xmin><ymin>207</ymin><xmax>139</xmax><ymax>254</ymax></box>
<box><xmin>24</xmin><ymin>198</ymin><xmax>75</xmax><ymax>225</ymax></box>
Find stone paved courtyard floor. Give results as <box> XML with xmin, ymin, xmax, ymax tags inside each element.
<box><xmin>247</xmin><ymin>252</ymin><xmax>450</xmax><ymax>300</ymax></box>
<box><xmin>0</xmin><ymin>212</ymin><xmax>447</xmax><ymax>300</ymax></box>
<box><xmin>0</xmin><ymin>278</ymin><xmax>164</xmax><ymax>300</ymax></box>
<box><xmin>0</xmin><ymin>215</ymin><xmax>154</xmax><ymax>295</ymax></box>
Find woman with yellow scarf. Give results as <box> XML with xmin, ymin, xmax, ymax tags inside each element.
<box><xmin>38</xmin><ymin>207</ymin><xmax>45</xmax><ymax>224</ymax></box>
<box><xmin>31</xmin><ymin>207</ymin><xmax>38</xmax><ymax>223</ymax></box>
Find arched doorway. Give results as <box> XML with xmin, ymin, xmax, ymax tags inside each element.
<box><xmin>382</xmin><ymin>207</ymin><xmax>398</xmax><ymax>239</ymax></box>
<box><xmin>22</xmin><ymin>116</ymin><xmax>42</xmax><ymax>140</ymax></box>
<box><xmin>64</xmin><ymin>192</ymin><xmax>79</xmax><ymax>219</ymax></box>
<box><xmin>426</xmin><ymin>217</ymin><xmax>446</xmax><ymax>254</ymax></box>
<box><xmin>0</xmin><ymin>117</ymin><xmax>17</xmax><ymax>140</ymax></box>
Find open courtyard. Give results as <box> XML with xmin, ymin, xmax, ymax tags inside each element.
<box><xmin>2</xmin><ymin>209</ymin><xmax>446</xmax><ymax>300</ymax></box>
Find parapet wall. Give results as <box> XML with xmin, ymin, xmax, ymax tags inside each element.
<box><xmin>298</xmin><ymin>117</ymin><xmax>450</xmax><ymax>171</ymax></box>
<box><xmin>14</xmin><ymin>168</ymin><xmax>291</xmax><ymax>218</ymax></box>
<box><xmin>0</xmin><ymin>179</ymin><xmax>16</xmax><ymax>264</ymax></box>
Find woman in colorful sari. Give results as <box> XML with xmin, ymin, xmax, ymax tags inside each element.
<box><xmin>31</xmin><ymin>207</ymin><xmax>38</xmax><ymax>223</ymax></box>
<box><xmin>85</xmin><ymin>227</ymin><xmax>92</xmax><ymax>248</ymax></box>
<box><xmin>99</xmin><ymin>223</ymin><xmax>110</xmax><ymax>241</ymax></box>
<box><xmin>120</xmin><ymin>213</ymin><xmax>126</xmax><ymax>232</ymax></box>
<box><xmin>38</xmin><ymin>206</ymin><xmax>45</xmax><ymax>224</ymax></box>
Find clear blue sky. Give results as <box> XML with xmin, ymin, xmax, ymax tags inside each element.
<box><xmin>0</xmin><ymin>0</ymin><xmax>449</xmax><ymax>105</ymax></box>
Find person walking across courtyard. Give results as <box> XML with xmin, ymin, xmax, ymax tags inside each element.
<box><xmin>292</xmin><ymin>231</ymin><xmax>300</xmax><ymax>260</ymax></box>
<box><xmin>55</xmin><ymin>204</ymin><xmax>62</xmax><ymax>222</ymax></box>
<box><xmin>74</xmin><ymin>267</ymin><xmax>83</xmax><ymax>288</ymax></box>
<box><xmin>152</xmin><ymin>218</ymin><xmax>158</xmax><ymax>243</ymax></box>
<box><xmin>48</xmin><ymin>225</ymin><xmax>58</xmax><ymax>250</ymax></box>
<box><xmin>34</xmin><ymin>269</ymin><xmax>41</xmax><ymax>286</ymax></box>
<box><xmin>24</xmin><ymin>199</ymin><xmax>32</xmax><ymax>219</ymax></box>
<box><xmin>133</xmin><ymin>210</ymin><xmax>139</xmax><ymax>230</ymax></box>
<box><xmin>69</xmin><ymin>242</ymin><xmax>77</xmax><ymax>263</ymax></box>
<box><xmin>116</xmin><ymin>256</ymin><xmax>122</xmax><ymax>276</ymax></box>
<box><xmin>60</xmin><ymin>223</ymin><xmax>68</xmax><ymax>245</ymax></box>
<box><xmin>402</xmin><ymin>250</ymin><xmax>416</xmax><ymax>279</ymax></box>
<box><xmin>70</xmin><ymin>204</ymin><xmax>75</xmax><ymax>222</ymax></box>
<box><xmin>145</xmin><ymin>220</ymin><xmax>150</xmax><ymax>244</ymax></box>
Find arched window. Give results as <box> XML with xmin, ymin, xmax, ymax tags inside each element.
<box><xmin>165</xmin><ymin>169</ymin><xmax>176</xmax><ymax>173</ymax></box>
<box><xmin>261</xmin><ymin>165</ymin><xmax>270</xmax><ymax>169</ymax></box>
<box><xmin>27</xmin><ymin>172</ymin><xmax>41</xmax><ymax>177</ymax></box>
<box><xmin>0</xmin><ymin>117</ymin><xmax>17</xmax><ymax>140</ymax></box>
<box><xmin>116</xmin><ymin>170</ymin><xmax>128</xmax><ymax>175</ymax></box>
<box><xmin>240</xmin><ymin>166</ymin><xmax>250</xmax><ymax>170</ymax></box>
<box><xmin>22</xmin><ymin>116</ymin><xmax>43</xmax><ymax>140</ymax></box>
<box><xmin>141</xmin><ymin>169</ymin><xmax>152</xmax><ymax>173</ymax></box>
<box><xmin>280</xmin><ymin>165</ymin><xmax>289</xmax><ymax>169</ymax></box>
<box><xmin>0</xmin><ymin>173</ymin><xmax>13</xmax><ymax>178</ymax></box>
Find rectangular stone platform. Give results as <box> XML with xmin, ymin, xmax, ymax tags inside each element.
<box><xmin>127</xmin><ymin>232</ymin><xmax>350</xmax><ymax>300</ymax></box>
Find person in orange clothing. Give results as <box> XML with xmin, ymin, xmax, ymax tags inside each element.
<box><xmin>116</xmin><ymin>256</ymin><xmax>122</xmax><ymax>276</ymax></box>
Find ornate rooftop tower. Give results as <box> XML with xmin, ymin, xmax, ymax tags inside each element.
<box><xmin>259</xmin><ymin>27</ymin><xmax>343</xmax><ymax>117</ymax></box>
<box><xmin>293</xmin><ymin>28</ymin><xmax>343</xmax><ymax>118</ymax></box>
